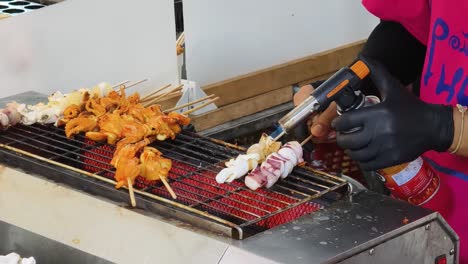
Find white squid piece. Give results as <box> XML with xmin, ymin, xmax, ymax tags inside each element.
<box><xmin>245</xmin><ymin>141</ymin><xmax>304</xmax><ymax>190</ymax></box>
<box><xmin>216</xmin><ymin>153</ymin><xmax>259</xmax><ymax>183</ymax></box>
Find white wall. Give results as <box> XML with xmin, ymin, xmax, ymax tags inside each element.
<box><xmin>0</xmin><ymin>0</ymin><xmax>179</xmax><ymax>98</ymax></box>
<box><xmin>183</xmin><ymin>0</ymin><xmax>378</xmax><ymax>86</ymax></box>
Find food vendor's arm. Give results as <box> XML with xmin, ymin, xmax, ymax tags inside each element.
<box><xmin>449</xmin><ymin>108</ymin><xmax>468</xmax><ymax>156</ymax></box>
<box><xmin>360</xmin><ymin>20</ymin><xmax>427</xmax><ymax>89</ymax></box>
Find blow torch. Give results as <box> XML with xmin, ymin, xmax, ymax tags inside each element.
<box><xmin>269</xmin><ymin>60</ymin><xmax>371</xmax><ymax>140</ymax></box>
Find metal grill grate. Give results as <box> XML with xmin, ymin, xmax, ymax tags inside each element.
<box><xmin>0</xmin><ymin>124</ymin><xmax>347</xmax><ymax>239</ymax></box>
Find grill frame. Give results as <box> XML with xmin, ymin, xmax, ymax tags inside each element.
<box><xmin>0</xmin><ymin>124</ymin><xmax>348</xmax><ymax>239</ymax></box>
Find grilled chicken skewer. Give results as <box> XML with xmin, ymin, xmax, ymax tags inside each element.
<box><xmin>1</xmin><ymin>80</ymin><xmax>219</xmax><ymax>206</ymax></box>
<box><xmin>140</xmin><ymin>147</ymin><xmax>176</xmax><ymax>199</ymax></box>
<box><xmin>60</xmin><ymin>86</ymin><xmax>193</xmax><ymax>200</ymax></box>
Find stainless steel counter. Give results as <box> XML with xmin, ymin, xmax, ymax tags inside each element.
<box><xmin>0</xmin><ymin>220</ymin><xmax>111</xmax><ymax>264</ymax></box>
<box><xmin>233</xmin><ymin>191</ymin><xmax>458</xmax><ymax>263</ymax></box>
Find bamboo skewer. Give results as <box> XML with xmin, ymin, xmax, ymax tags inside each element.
<box><xmin>112</xmin><ymin>80</ymin><xmax>130</xmax><ymax>89</ymax></box>
<box><xmin>125</xmin><ymin>79</ymin><xmax>148</xmax><ymax>90</ymax></box>
<box><xmin>181</xmin><ymin>97</ymin><xmax>220</xmax><ymax>115</ymax></box>
<box><xmin>0</xmin><ymin>143</ymin><xmax>141</xmax><ymax>205</ymax></box>
<box><xmin>161</xmin><ymin>177</ymin><xmax>177</xmax><ymax>199</ymax></box>
<box><xmin>143</xmin><ymin>90</ymin><xmax>182</xmax><ymax>103</ymax></box>
<box><xmin>141</xmin><ymin>84</ymin><xmax>172</xmax><ymax>101</ymax></box>
<box><xmin>165</xmin><ymin>90</ymin><xmax>183</xmax><ymax>98</ymax></box>
<box><xmin>127</xmin><ymin>178</ymin><xmax>137</xmax><ymax>207</ymax></box>
<box><xmin>164</xmin><ymin>94</ymin><xmax>216</xmax><ymax>113</ymax></box>
<box><xmin>141</xmin><ymin>95</ymin><xmax>158</xmax><ymax>103</ymax></box>
<box><xmin>301</xmin><ymin>135</ymin><xmax>313</xmax><ymax>146</ymax></box>
<box><xmin>0</xmin><ymin>144</ymin><xmax>116</xmax><ymax>185</ymax></box>
<box><xmin>143</xmin><ymin>84</ymin><xmax>184</xmax><ymax>107</ymax></box>
<box><xmin>143</xmin><ymin>84</ymin><xmax>183</xmax><ymax>102</ymax></box>
<box><xmin>141</xmin><ymin>85</ymin><xmax>179</xmax><ymax>103</ymax></box>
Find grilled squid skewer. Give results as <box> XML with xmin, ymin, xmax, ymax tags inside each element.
<box><xmin>0</xmin><ymin>102</ymin><xmax>25</xmax><ymax>129</ymax></box>
<box><xmin>245</xmin><ymin>141</ymin><xmax>303</xmax><ymax>190</ymax></box>
<box><xmin>216</xmin><ymin>153</ymin><xmax>259</xmax><ymax>183</ymax></box>
<box><xmin>215</xmin><ymin>134</ymin><xmax>281</xmax><ymax>184</ymax></box>
<box><xmin>0</xmin><ymin>112</ymin><xmax>9</xmax><ymax>129</ymax></box>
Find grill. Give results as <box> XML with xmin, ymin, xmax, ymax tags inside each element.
<box><xmin>0</xmin><ymin>124</ymin><xmax>347</xmax><ymax>239</ymax></box>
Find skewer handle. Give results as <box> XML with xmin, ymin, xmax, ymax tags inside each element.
<box><xmin>164</xmin><ymin>94</ymin><xmax>216</xmax><ymax>113</ymax></box>
<box><xmin>300</xmin><ymin>135</ymin><xmax>313</xmax><ymax>146</ymax></box>
<box><xmin>125</xmin><ymin>79</ymin><xmax>148</xmax><ymax>90</ymax></box>
<box><xmin>161</xmin><ymin>177</ymin><xmax>177</xmax><ymax>199</ymax></box>
<box><xmin>165</xmin><ymin>91</ymin><xmax>183</xmax><ymax>98</ymax></box>
<box><xmin>181</xmin><ymin>97</ymin><xmax>219</xmax><ymax>115</ymax></box>
<box><xmin>112</xmin><ymin>80</ymin><xmax>130</xmax><ymax>89</ymax></box>
<box><xmin>127</xmin><ymin>178</ymin><xmax>137</xmax><ymax>207</ymax></box>
<box><xmin>141</xmin><ymin>84</ymin><xmax>171</xmax><ymax>100</ymax></box>
<box><xmin>143</xmin><ymin>84</ymin><xmax>183</xmax><ymax>106</ymax></box>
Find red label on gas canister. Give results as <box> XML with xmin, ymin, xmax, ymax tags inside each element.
<box><xmin>379</xmin><ymin>157</ymin><xmax>440</xmax><ymax>205</ymax></box>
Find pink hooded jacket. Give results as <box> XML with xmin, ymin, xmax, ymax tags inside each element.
<box><xmin>363</xmin><ymin>0</ymin><xmax>468</xmax><ymax>262</ymax></box>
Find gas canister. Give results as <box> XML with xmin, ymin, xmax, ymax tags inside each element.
<box><xmin>378</xmin><ymin>157</ymin><xmax>440</xmax><ymax>205</ymax></box>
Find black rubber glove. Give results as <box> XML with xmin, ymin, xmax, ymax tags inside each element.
<box><xmin>332</xmin><ymin>57</ymin><xmax>454</xmax><ymax>171</ymax></box>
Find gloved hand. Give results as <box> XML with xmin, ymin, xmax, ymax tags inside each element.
<box><xmin>294</xmin><ymin>84</ymin><xmax>337</xmax><ymax>141</ymax></box>
<box><xmin>332</xmin><ymin>57</ymin><xmax>454</xmax><ymax>171</ymax></box>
